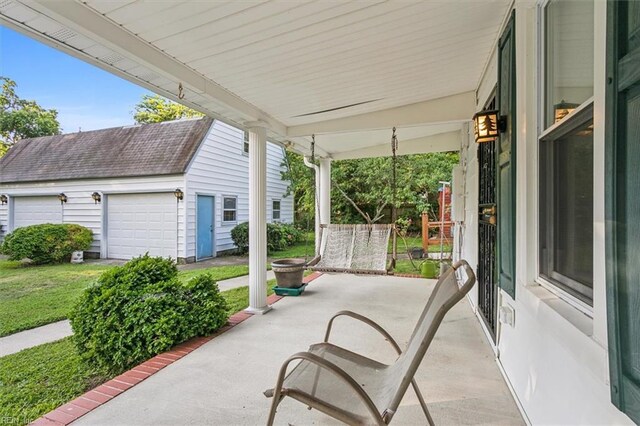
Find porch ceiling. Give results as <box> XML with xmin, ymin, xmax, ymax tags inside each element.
<box><xmin>0</xmin><ymin>0</ymin><xmax>509</xmax><ymax>157</ymax></box>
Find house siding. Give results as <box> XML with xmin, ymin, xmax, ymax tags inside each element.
<box><xmin>456</xmin><ymin>4</ymin><xmax>633</xmax><ymax>425</ymax></box>
<box><xmin>0</xmin><ymin>201</ymin><xmax>8</xmax><ymax>242</ymax></box>
<box><xmin>184</xmin><ymin>120</ymin><xmax>293</xmax><ymax>258</ymax></box>
<box><xmin>0</xmin><ymin>175</ymin><xmax>186</xmax><ymax>256</ymax></box>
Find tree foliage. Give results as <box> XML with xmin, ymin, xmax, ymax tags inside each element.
<box><xmin>282</xmin><ymin>151</ymin><xmax>459</xmax><ymax>226</ymax></box>
<box><xmin>133</xmin><ymin>94</ymin><xmax>204</xmax><ymax>124</ymax></box>
<box><xmin>0</xmin><ymin>77</ymin><xmax>61</xmax><ymax>156</ymax></box>
<box><xmin>281</xmin><ymin>150</ymin><xmax>316</xmax><ymax>228</ymax></box>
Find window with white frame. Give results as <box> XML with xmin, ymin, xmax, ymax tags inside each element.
<box><xmin>544</xmin><ymin>0</ymin><xmax>594</xmax><ymax>128</ymax></box>
<box><xmin>243</xmin><ymin>131</ymin><xmax>249</xmax><ymax>155</ymax></box>
<box><xmin>539</xmin><ymin>0</ymin><xmax>594</xmax><ymax>305</ymax></box>
<box><xmin>222</xmin><ymin>196</ymin><xmax>237</xmax><ymax>223</ymax></box>
<box><xmin>272</xmin><ymin>200</ymin><xmax>281</xmax><ymax>221</ymax></box>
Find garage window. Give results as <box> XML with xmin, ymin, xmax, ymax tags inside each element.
<box><xmin>223</xmin><ymin>196</ymin><xmax>237</xmax><ymax>223</ymax></box>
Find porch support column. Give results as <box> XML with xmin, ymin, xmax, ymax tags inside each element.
<box><xmin>319</xmin><ymin>158</ymin><xmax>331</xmax><ymax>226</ymax></box>
<box><xmin>246</xmin><ymin>122</ymin><xmax>271</xmax><ymax>315</ymax></box>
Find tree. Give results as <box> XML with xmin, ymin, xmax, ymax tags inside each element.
<box><xmin>281</xmin><ymin>150</ymin><xmax>316</xmax><ymax>229</ymax></box>
<box><xmin>0</xmin><ymin>77</ymin><xmax>61</xmax><ymax>156</ymax></box>
<box><xmin>282</xmin><ymin>150</ymin><xmax>459</xmax><ymax>226</ymax></box>
<box><xmin>133</xmin><ymin>94</ymin><xmax>204</xmax><ymax>124</ymax></box>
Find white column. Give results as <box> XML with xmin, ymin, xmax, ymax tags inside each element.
<box><xmin>319</xmin><ymin>158</ymin><xmax>331</xmax><ymax>226</ymax></box>
<box><xmin>246</xmin><ymin>123</ymin><xmax>271</xmax><ymax>314</ymax></box>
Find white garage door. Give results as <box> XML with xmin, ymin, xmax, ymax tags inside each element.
<box><xmin>107</xmin><ymin>193</ymin><xmax>177</xmax><ymax>260</ymax></box>
<box><xmin>13</xmin><ymin>196</ymin><xmax>62</xmax><ymax>229</ymax></box>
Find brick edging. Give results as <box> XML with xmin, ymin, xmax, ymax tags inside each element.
<box><xmin>31</xmin><ymin>272</ymin><xmax>324</xmax><ymax>426</ymax></box>
<box><xmin>394</xmin><ymin>273</ymin><xmax>424</xmax><ymax>278</ymax></box>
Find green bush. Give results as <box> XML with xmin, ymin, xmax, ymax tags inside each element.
<box><xmin>230</xmin><ymin>222</ymin><xmax>249</xmax><ymax>253</ymax></box>
<box><xmin>231</xmin><ymin>222</ymin><xmax>301</xmax><ymax>253</ymax></box>
<box><xmin>266</xmin><ymin>223</ymin><xmax>288</xmax><ymax>252</ymax></box>
<box><xmin>280</xmin><ymin>223</ymin><xmax>304</xmax><ymax>245</ymax></box>
<box><xmin>0</xmin><ymin>223</ymin><xmax>93</xmax><ymax>265</ymax></box>
<box><xmin>70</xmin><ymin>255</ymin><xmax>228</xmax><ymax>374</ymax></box>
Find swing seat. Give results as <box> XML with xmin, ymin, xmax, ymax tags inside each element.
<box><xmin>307</xmin><ymin>224</ymin><xmax>394</xmax><ymax>275</ymax></box>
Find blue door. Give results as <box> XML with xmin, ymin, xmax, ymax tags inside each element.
<box><xmin>197</xmin><ymin>195</ymin><xmax>214</xmax><ymax>259</ymax></box>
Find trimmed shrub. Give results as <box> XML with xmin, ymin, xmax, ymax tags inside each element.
<box><xmin>70</xmin><ymin>255</ymin><xmax>228</xmax><ymax>374</ymax></box>
<box><xmin>231</xmin><ymin>222</ymin><xmax>301</xmax><ymax>253</ymax></box>
<box><xmin>266</xmin><ymin>223</ymin><xmax>288</xmax><ymax>252</ymax></box>
<box><xmin>230</xmin><ymin>221</ymin><xmax>249</xmax><ymax>253</ymax></box>
<box><xmin>0</xmin><ymin>223</ymin><xmax>93</xmax><ymax>265</ymax></box>
<box><xmin>280</xmin><ymin>223</ymin><xmax>304</xmax><ymax>245</ymax></box>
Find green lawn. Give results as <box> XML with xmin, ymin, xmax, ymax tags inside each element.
<box><xmin>393</xmin><ymin>259</ymin><xmax>421</xmax><ymax>274</ymax></box>
<box><xmin>0</xmin><ymin>278</ymin><xmax>278</xmax><ymax>423</ymax></box>
<box><xmin>0</xmin><ymin>231</ymin><xmax>444</xmax><ymax>337</ymax></box>
<box><xmin>0</xmin><ymin>261</ymin><xmax>112</xmax><ymax>337</ymax></box>
<box><xmin>270</xmin><ymin>243</ymin><xmax>315</xmax><ymax>260</ymax></box>
<box><xmin>389</xmin><ymin>235</ymin><xmax>452</xmax><ymax>254</ymax></box>
<box><xmin>178</xmin><ymin>264</ymin><xmax>249</xmax><ymax>283</ymax></box>
<box><xmin>0</xmin><ymin>337</ymin><xmax>106</xmax><ymax>423</ymax></box>
<box><xmin>0</xmin><ymin>260</ymin><xmax>251</xmax><ymax>337</ymax></box>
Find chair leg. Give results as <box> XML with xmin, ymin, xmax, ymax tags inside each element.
<box><xmin>267</xmin><ymin>366</ymin><xmax>289</xmax><ymax>426</ymax></box>
<box><xmin>266</xmin><ymin>389</ymin><xmax>281</xmax><ymax>426</ymax></box>
<box><xmin>411</xmin><ymin>379</ymin><xmax>435</xmax><ymax>426</ymax></box>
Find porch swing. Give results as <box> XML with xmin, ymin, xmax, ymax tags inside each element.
<box><xmin>305</xmin><ymin>129</ymin><xmax>400</xmax><ymax>275</ymax></box>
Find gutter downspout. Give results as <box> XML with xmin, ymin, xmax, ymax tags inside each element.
<box><xmin>303</xmin><ymin>156</ymin><xmax>321</xmax><ymax>255</ymax></box>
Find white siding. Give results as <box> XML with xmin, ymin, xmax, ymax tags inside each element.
<box><xmin>0</xmin><ymin>202</ymin><xmax>7</xmax><ymax>242</ymax></box>
<box><xmin>185</xmin><ymin>120</ymin><xmax>293</xmax><ymax>257</ymax></box>
<box><xmin>455</xmin><ymin>5</ymin><xmax>633</xmax><ymax>425</ymax></box>
<box><xmin>266</xmin><ymin>142</ymin><xmax>294</xmax><ymax>224</ymax></box>
<box><xmin>0</xmin><ymin>175</ymin><xmax>185</xmax><ymax>256</ymax></box>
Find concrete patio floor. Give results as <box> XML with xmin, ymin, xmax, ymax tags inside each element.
<box><xmin>74</xmin><ymin>274</ymin><xmax>524</xmax><ymax>425</ymax></box>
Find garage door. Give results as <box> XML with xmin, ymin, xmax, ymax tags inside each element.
<box><xmin>13</xmin><ymin>196</ymin><xmax>62</xmax><ymax>228</ymax></box>
<box><xmin>107</xmin><ymin>193</ymin><xmax>177</xmax><ymax>260</ymax></box>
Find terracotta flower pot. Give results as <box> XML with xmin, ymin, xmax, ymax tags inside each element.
<box><xmin>271</xmin><ymin>259</ymin><xmax>306</xmax><ymax>288</ymax></box>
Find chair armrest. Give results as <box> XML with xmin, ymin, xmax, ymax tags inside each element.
<box><xmin>265</xmin><ymin>351</ymin><xmax>385</xmax><ymax>426</ymax></box>
<box><xmin>324</xmin><ymin>310</ymin><xmax>403</xmax><ymax>355</ymax></box>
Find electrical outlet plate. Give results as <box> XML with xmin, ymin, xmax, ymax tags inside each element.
<box><xmin>499</xmin><ymin>305</ymin><xmax>515</xmax><ymax>327</ymax></box>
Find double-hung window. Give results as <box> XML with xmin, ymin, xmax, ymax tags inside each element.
<box><xmin>223</xmin><ymin>196</ymin><xmax>237</xmax><ymax>223</ymax></box>
<box><xmin>539</xmin><ymin>0</ymin><xmax>594</xmax><ymax>305</ymax></box>
<box><xmin>272</xmin><ymin>200</ymin><xmax>281</xmax><ymax>221</ymax></box>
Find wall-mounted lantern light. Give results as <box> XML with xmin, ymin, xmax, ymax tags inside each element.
<box><xmin>58</xmin><ymin>193</ymin><xmax>68</xmax><ymax>204</ymax></box>
<box><xmin>554</xmin><ymin>100</ymin><xmax>579</xmax><ymax>123</ymax></box>
<box><xmin>174</xmin><ymin>188</ymin><xmax>184</xmax><ymax>201</ymax></box>
<box><xmin>0</xmin><ymin>195</ymin><xmax>7</xmax><ymax>205</ymax></box>
<box><xmin>91</xmin><ymin>192</ymin><xmax>101</xmax><ymax>204</ymax></box>
<box><xmin>473</xmin><ymin>109</ymin><xmax>505</xmax><ymax>143</ymax></box>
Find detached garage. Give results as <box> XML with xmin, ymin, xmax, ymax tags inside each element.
<box><xmin>0</xmin><ymin>118</ymin><xmax>293</xmax><ymax>262</ymax></box>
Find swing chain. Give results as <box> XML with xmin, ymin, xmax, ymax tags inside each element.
<box><xmin>391</xmin><ymin>127</ymin><xmax>398</xmax><ymax>222</ymax></box>
<box><xmin>390</xmin><ymin>127</ymin><xmax>398</xmax><ymax>269</ymax></box>
<box><xmin>311</xmin><ymin>134</ymin><xmax>316</xmax><ymax>163</ymax></box>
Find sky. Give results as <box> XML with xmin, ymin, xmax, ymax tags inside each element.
<box><xmin>0</xmin><ymin>25</ymin><xmax>152</xmax><ymax>133</ymax></box>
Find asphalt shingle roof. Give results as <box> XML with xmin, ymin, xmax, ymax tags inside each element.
<box><xmin>0</xmin><ymin>117</ymin><xmax>213</xmax><ymax>184</ymax></box>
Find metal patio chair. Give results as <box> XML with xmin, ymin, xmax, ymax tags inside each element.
<box><xmin>264</xmin><ymin>260</ymin><xmax>476</xmax><ymax>425</ymax></box>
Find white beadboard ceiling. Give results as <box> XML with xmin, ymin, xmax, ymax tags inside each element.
<box><xmin>0</xmin><ymin>0</ymin><xmax>511</xmax><ymax>157</ymax></box>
